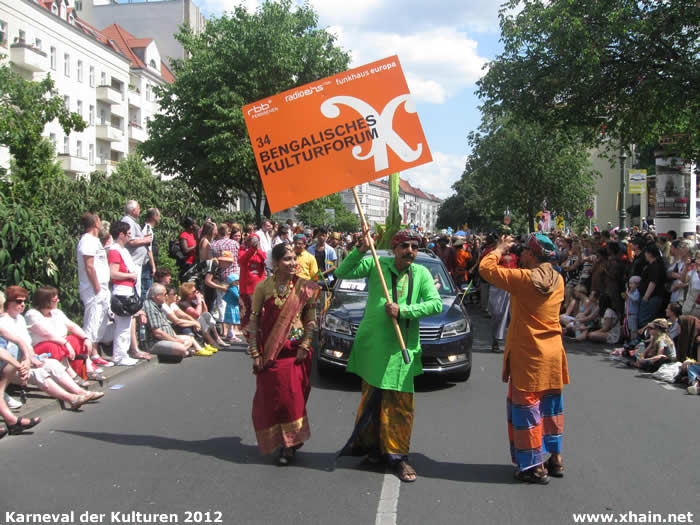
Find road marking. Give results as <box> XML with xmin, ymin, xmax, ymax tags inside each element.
<box><xmin>375</xmin><ymin>469</ymin><xmax>400</xmax><ymax>525</ymax></box>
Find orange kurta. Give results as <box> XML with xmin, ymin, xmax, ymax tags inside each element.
<box><xmin>479</xmin><ymin>251</ymin><xmax>569</xmax><ymax>391</ymax></box>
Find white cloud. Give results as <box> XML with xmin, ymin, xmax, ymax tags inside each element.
<box><xmin>402</xmin><ymin>151</ymin><xmax>467</xmax><ymax>199</ymax></box>
<box><xmin>332</xmin><ymin>27</ymin><xmax>488</xmax><ymax>104</ymax></box>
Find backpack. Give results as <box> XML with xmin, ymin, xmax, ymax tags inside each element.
<box><xmin>169</xmin><ymin>239</ymin><xmax>186</xmax><ymax>263</ymax></box>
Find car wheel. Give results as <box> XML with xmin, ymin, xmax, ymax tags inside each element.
<box><xmin>450</xmin><ymin>366</ymin><xmax>471</xmax><ymax>382</ymax></box>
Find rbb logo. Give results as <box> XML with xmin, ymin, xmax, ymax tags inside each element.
<box><xmin>248</xmin><ymin>103</ymin><xmax>270</xmax><ymax>116</ymax></box>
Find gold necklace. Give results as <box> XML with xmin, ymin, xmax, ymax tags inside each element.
<box><xmin>273</xmin><ymin>278</ymin><xmax>294</xmax><ymax>307</ymax></box>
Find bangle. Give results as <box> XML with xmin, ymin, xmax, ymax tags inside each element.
<box><xmin>249</xmin><ymin>351</ymin><xmax>261</xmax><ymax>359</ymax></box>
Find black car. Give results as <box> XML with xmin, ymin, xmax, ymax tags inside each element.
<box><xmin>318</xmin><ymin>249</ymin><xmax>472</xmax><ymax>381</ymax></box>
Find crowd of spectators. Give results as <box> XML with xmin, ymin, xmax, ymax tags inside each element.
<box><xmin>430</xmin><ymin>226</ymin><xmax>700</xmax><ymax>395</ymax></box>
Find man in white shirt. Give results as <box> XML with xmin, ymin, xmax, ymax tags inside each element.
<box><xmin>76</xmin><ymin>212</ymin><xmax>112</xmax><ymax>361</ymax></box>
<box><xmin>121</xmin><ymin>200</ymin><xmax>152</xmax><ymax>296</ymax></box>
<box><xmin>256</xmin><ymin>219</ymin><xmax>273</xmax><ymax>255</ymax></box>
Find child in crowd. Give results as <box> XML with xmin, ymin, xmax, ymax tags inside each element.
<box><xmin>632</xmin><ymin>318</ymin><xmax>676</xmax><ymax>372</ymax></box>
<box><xmin>560</xmin><ymin>284</ymin><xmax>588</xmax><ymax>336</ymax></box>
<box><xmin>587</xmin><ymin>293</ymin><xmax>621</xmax><ymax>344</ymax></box>
<box><xmin>575</xmin><ymin>290</ymin><xmax>600</xmax><ymax>341</ymax></box>
<box><xmin>223</xmin><ymin>273</ymin><xmax>242</xmax><ymax>343</ymax></box>
<box><xmin>624</xmin><ymin>275</ymin><xmax>641</xmax><ymax>343</ymax></box>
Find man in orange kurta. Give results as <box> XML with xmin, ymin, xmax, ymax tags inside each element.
<box><xmin>480</xmin><ymin>233</ymin><xmax>569</xmax><ymax>485</ymax></box>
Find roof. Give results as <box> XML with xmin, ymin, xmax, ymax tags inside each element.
<box><xmin>101</xmin><ymin>24</ymin><xmax>174</xmax><ymax>83</ymax></box>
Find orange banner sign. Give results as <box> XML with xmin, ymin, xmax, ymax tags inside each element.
<box><xmin>242</xmin><ymin>56</ymin><xmax>432</xmax><ymax>213</ymax></box>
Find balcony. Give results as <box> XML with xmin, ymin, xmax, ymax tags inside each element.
<box><xmin>96</xmin><ymin>85</ymin><xmax>122</xmax><ymax>105</ymax></box>
<box><xmin>10</xmin><ymin>43</ymin><xmax>49</xmax><ymax>72</ymax></box>
<box><xmin>96</xmin><ymin>159</ymin><xmax>118</xmax><ymax>175</ymax></box>
<box><xmin>58</xmin><ymin>154</ymin><xmax>89</xmax><ymax>174</ymax></box>
<box><xmin>95</xmin><ymin>124</ymin><xmax>122</xmax><ymax>142</ymax></box>
<box><xmin>128</xmin><ymin>123</ymin><xmax>147</xmax><ymax>143</ymax></box>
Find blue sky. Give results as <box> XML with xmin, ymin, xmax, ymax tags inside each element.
<box><xmin>197</xmin><ymin>0</ymin><xmax>507</xmax><ymax>199</ymax></box>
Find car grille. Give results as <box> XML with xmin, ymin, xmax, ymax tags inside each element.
<box><xmin>350</xmin><ymin>323</ymin><xmax>442</xmax><ymax>341</ymax></box>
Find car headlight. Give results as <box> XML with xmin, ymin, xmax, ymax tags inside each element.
<box><xmin>322</xmin><ymin>314</ymin><xmax>352</xmax><ymax>335</ymax></box>
<box><xmin>441</xmin><ymin>318</ymin><xmax>468</xmax><ymax>338</ymax></box>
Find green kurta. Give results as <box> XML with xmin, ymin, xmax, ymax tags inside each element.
<box><xmin>335</xmin><ymin>248</ymin><xmax>443</xmax><ymax>393</ymax></box>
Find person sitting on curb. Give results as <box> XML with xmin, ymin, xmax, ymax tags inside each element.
<box><xmin>142</xmin><ymin>284</ymin><xmax>210</xmax><ymax>359</ymax></box>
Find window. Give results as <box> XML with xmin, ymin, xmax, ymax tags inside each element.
<box><xmin>89</xmin><ymin>144</ymin><xmax>94</xmax><ymax>165</ymax></box>
<box><xmin>63</xmin><ymin>95</ymin><xmax>70</xmax><ymax>111</ymax></box>
<box><xmin>75</xmin><ymin>0</ymin><xmax>83</xmax><ymax>10</ymax></box>
<box><xmin>34</xmin><ymin>37</ymin><xmax>41</xmax><ymax>50</ymax></box>
<box><xmin>149</xmin><ymin>59</ymin><xmax>157</xmax><ymax>69</ymax></box>
<box><xmin>18</xmin><ymin>30</ymin><xmax>26</xmax><ymax>43</ymax></box>
<box><xmin>64</xmin><ymin>53</ymin><xmax>70</xmax><ymax>77</ymax></box>
<box><xmin>99</xmin><ymin>109</ymin><xmax>106</xmax><ymax>125</ymax></box>
<box><xmin>63</xmin><ymin>136</ymin><xmax>69</xmax><ymax>155</ymax></box>
<box><xmin>77</xmin><ymin>140</ymin><xmax>83</xmax><ymax>158</ymax></box>
<box><xmin>77</xmin><ymin>60</ymin><xmax>83</xmax><ymax>82</ymax></box>
<box><xmin>89</xmin><ymin>105</ymin><xmax>94</xmax><ymax>126</ymax></box>
<box><xmin>50</xmin><ymin>47</ymin><xmax>56</xmax><ymax>70</ymax></box>
<box><xmin>100</xmin><ymin>71</ymin><xmax>106</xmax><ymax>85</ymax></box>
<box><xmin>89</xmin><ymin>65</ymin><xmax>94</xmax><ymax>87</ymax></box>
<box><xmin>145</xmin><ymin>84</ymin><xmax>151</xmax><ymax>101</ymax></box>
<box><xmin>49</xmin><ymin>133</ymin><xmax>57</xmax><ymax>151</ymax></box>
<box><xmin>0</xmin><ymin>20</ymin><xmax>7</xmax><ymax>48</ymax></box>
<box><xmin>76</xmin><ymin>100</ymin><xmax>83</xmax><ymax>118</ymax></box>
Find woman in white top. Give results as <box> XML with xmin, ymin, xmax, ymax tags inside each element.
<box><xmin>681</xmin><ymin>250</ymin><xmax>700</xmax><ymax>315</ymax></box>
<box><xmin>25</xmin><ymin>286</ymin><xmax>103</xmax><ymax>383</ymax></box>
<box><xmin>587</xmin><ymin>293</ymin><xmax>621</xmax><ymax>345</ymax></box>
<box><xmin>1</xmin><ymin>286</ymin><xmax>102</xmax><ymax>414</ymax></box>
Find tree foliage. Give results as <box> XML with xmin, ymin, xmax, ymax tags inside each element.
<box><xmin>140</xmin><ymin>0</ymin><xmax>350</xmax><ymax>221</ymax></box>
<box><xmin>0</xmin><ymin>60</ymin><xmax>85</xmax><ymax>183</ymax></box>
<box><xmin>294</xmin><ymin>192</ymin><xmax>360</xmax><ymax>232</ymax></box>
<box><xmin>0</xmin><ymin>155</ymin><xmax>254</xmax><ymax>319</ymax></box>
<box><xmin>478</xmin><ymin>0</ymin><xmax>700</xmax><ymax>161</ymax></box>
<box><xmin>448</xmin><ymin>114</ymin><xmax>599</xmax><ymax>232</ymax></box>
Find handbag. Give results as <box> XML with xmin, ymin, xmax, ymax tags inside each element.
<box><xmin>110</xmin><ymin>292</ymin><xmax>143</xmax><ymax>317</ymax></box>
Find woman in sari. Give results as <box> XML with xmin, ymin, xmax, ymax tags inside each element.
<box><xmin>247</xmin><ymin>243</ymin><xmax>319</xmax><ymax>465</ymax></box>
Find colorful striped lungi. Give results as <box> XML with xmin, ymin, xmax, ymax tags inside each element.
<box><xmin>507</xmin><ymin>382</ymin><xmax>564</xmax><ymax>471</ymax></box>
<box><xmin>337</xmin><ymin>381</ymin><xmax>414</xmax><ymax>463</ymax></box>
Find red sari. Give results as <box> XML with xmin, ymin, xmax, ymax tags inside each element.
<box><xmin>251</xmin><ymin>276</ymin><xmax>319</xmax><ymax>454</ymax></box>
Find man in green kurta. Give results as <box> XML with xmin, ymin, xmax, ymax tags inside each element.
<box><xmin>336</xmin><ymin>229</ymin><xmax>442</xmax><ymax>482</ymax></box>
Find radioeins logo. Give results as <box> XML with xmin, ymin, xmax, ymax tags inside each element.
<box><xmin>284</xmin><ymin>84</ymin><xmax>324</xmax><ymax>103</ymax></box>
<box><xmin>247</xmin><ymin>99</ymin><xmax>278</xmax><ymax>119</ymax></box>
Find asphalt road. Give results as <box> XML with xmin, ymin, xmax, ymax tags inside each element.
<box><xmin>2</xmin><ymin>307</ymin><xmax>698</xmax><ymax>525</ymax></box>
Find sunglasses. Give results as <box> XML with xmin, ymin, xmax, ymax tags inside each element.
<box><xmin>399</xmin><ymin>242</ymin><xmax>420</xmax><ymax>251</ymax></box>
<box><xmin>12</xmin><ymin>299</ymin><xmax>26</xmax><ymax>304</ymax></box>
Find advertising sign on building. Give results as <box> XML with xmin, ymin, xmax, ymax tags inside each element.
<box><xmin>651</xmin><ymin>155</ymin><xmax>691</xmax><ymax>219</ymax></box>
<box><xmin>629</xmin><ymin>169</ymin><xmax>647</xmax><ymax>194</ymax></box>
<box><xmin>242</xmin><ymin>56</ymin><xmax>433</xmax><ymax>213</ymax></box>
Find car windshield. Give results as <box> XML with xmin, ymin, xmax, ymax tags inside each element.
<box><xmin>336</xmin><ymin>258</ymin><xmax>456</xmax><ymax>296</ymax></box>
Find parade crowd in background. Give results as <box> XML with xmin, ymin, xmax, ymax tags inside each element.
<box><xmin>1</xmin><ymin>202</ymin><xmax>698</xmax><ymax>444</ymax></box>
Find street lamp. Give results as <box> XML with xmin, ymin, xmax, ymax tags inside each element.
<box><xmin>619</xmin><ymin>146</ymin><xmax>627</xmax><ymax>228</ymax></box>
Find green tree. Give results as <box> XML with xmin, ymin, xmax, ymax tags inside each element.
<box><xmin>0</xmin><ymin>60</ymin><xmax>85</xmax><ymax>183</ymax></box>
<box><xmin>140</xmin><ymin>0</ymin><xmax>350</xmax><ymax>221</ymax></box>
<box><xmin>478</xmin><ymin>0</ymin><xmax>700</xmax><ymax>161</ymax></box>
<box><xmin>295</xmin><ymin>192</ymin><xmax>359</xmax><ymax>231</ymax></box>
<box><xmin>460</xmin><ymin>114</ymin><xmax>599</xmax><ymax>232</ymax></box>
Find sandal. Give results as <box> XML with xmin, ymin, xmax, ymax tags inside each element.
<box><xmin>394</xmin><ymin>460</ymin><xmax>417</xmax><ymax>482</ymax></box>
<box><xmin>545</xmin><ymin>456</ymin><xmax>564</xmax><ymax>478</ymax></box>
<box><xmin>69</xmin><ymin>394</ymin><xmax>91</xmax><ymax>410</ymax></box>
<box><xmin>7</xmin><ymin>417</ymin><xmax>41</xmax><ymax>435</ymax></box>
<box><xmin>86</xmin><ymin>391</ymin><xmax>105</xmax><ymax>401</ymax></box>
<box><xmin>514</xmin><ymin>467</ymin><xmax>550</xmax><ymax>485</ymax></box>
<box><xmin>277</xmin><ymin>447</ymin><xmax>295</xmax><ymax>466</ymax></box>
<box><xmin>72</xmin><ymin>376</ymin><xmax>90</xmax><ymax>388</ymax></box>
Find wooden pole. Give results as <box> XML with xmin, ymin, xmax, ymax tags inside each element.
<box><xmin>352</xmin><ymin>187</ymin><xmax>411</xmax><ymax>364</ymax></box>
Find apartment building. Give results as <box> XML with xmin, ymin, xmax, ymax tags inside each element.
<box><xmin>340</xmin><ymin>177</ymin><xmax>442</xmax><ymax>232</ymax></box>
<box><xmin>0</xmin><ymin>0</ymin><xmax>173</xmax><ymax>177</ymax></box>
<box><xmin>76</xmin><ymin>0</ymin><xmax>206</xmax><ymax>69</ymax></box>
